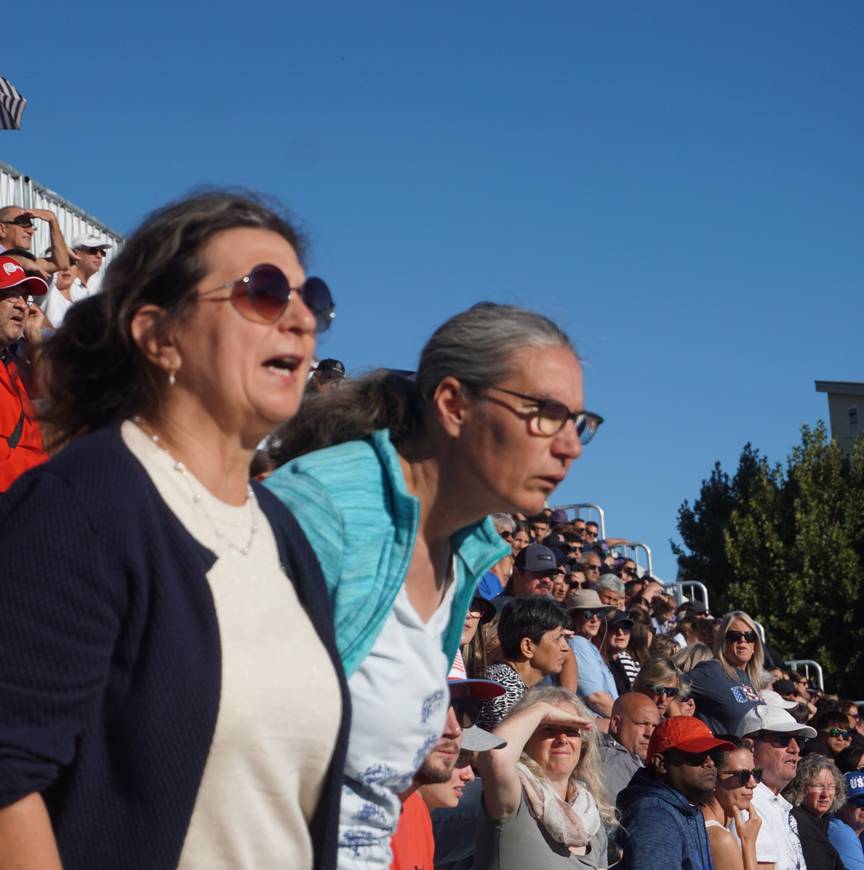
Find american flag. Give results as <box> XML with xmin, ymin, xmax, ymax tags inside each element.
<box><xmin>0</xmin><ymin>77</ymin><xmax>26</xmax><ymax>130</ymax></box>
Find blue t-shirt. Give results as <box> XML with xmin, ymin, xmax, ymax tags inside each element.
<box><xmin>569</xmin><ymin>635</ymin><xmax>618</xmax><ymax>715</ymax></box>
<box><xmin>828</xmin><ymin>818</ymin><xmax>864</xmax><ymax>870</ymax></box>
<box><xmin>688</xmin><ymin>659</ymin><xmax>764</xmax><ymax>736</ymax></box>
<box><xmin>476</xmin><ymin>571</ymin><xmax>504</xmax><ymax>601</ymax></box>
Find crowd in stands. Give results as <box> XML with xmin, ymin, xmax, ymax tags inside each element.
<box><xmin>0</xmin><ymin>193</ymin><xmax>861</xmax><ymax>870</ymax></box>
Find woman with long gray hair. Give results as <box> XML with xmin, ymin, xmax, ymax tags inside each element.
<box><xmin>265</xmin><ymin>302</ymin><xmax>602</xmax><ymax>867</ymax></box>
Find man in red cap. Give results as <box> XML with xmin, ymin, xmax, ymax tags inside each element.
<box><xmin>617</xmin><ymin>717</ymin><xmax>735</xmax><ymax>869</ymax></box>
<box><xmin>0</xmin><ymin>256</ymin><xmax>49</xmax><ymax>490</ymax></box>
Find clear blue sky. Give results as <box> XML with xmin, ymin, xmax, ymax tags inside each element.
<box><xmin>3</xmin><ymin>2</ymin><xmax>860</xmax><ymax>581</ymax></box>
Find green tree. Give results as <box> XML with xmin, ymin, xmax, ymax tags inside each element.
<box><xmin>673</xmin><ymin>421</ymin><xmax>864</xmax><ymax>697</ymax></box>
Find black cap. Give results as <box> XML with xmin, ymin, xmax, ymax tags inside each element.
<box><xmin>606</xmin><ymin>608</ymin><xmax>634</xmax><ymax>630</ymax></box>
<box><xmin>514</xmin><ymin>544</ymin><xmax>557</xmax><ymax>573</ymax></box>
<box><xmin>773</xmin><ymin>679</ymin><xmax>797</xmax><ymax>695</ymax></box>
<box><xmin>316</xmin><ymin>358</ymin><xmax>345</xmax><ymax>377</ymax></box>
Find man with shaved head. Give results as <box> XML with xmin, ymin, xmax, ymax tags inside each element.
<box><xmin>600</xmin><ymin>692</ymin><xmax>662</xmax><ymax>803</ymax></box>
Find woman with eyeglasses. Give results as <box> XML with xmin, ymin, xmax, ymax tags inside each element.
<box><xmin>476</xmin><ymin>687</ymin><xmax>616</xmax><ymax>869</ymax></box>
<box><xmin>265</xmin><ymin>302</ymin><xmax>600</xmax><ymax>867</ymax></box>
<box><xmin>688</xmin><ymin>610</ymin><xmax>767</xmax><ymax>737</ymax></box>
<box><xmin>0</xmin><ymin>193</ymin><xmax>347</xmax><ymax>869</ymax></box>
<box><xmin>781</xmin><ymin>754</ymin><xmax>845</xmax><ymax>870</ymax></box>
<box><xmin>700</xmin><ymin>736</ymin><xmax>763</xmax><ymax>870</ymax></box>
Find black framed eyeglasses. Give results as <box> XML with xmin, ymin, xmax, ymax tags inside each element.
<box><xmin>720</xmin><ymin>768</ymin><xmax>763</xmax><ymax>786</ymax></box>
<box><xmin>481</xmin><ymin>385</ymin><xmax>603</xmax><ymax>444</ymax></box>
<box><xmin>199</xmin><ymin>263</ymin><xmax>334</xmax><ymax>331</ymax></box>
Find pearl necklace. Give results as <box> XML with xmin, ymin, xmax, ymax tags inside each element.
<box><xmin>132</xmin><ymin>417</ymin><xmax>259</xmax><ymax>556</ymax></box>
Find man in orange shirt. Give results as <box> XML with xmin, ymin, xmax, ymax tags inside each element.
<box><xmin>0</xmin><ymin>256</ymin><xmax>49</xmax><ymax>491</ymax></box>
<box><xmin>391</xmin><ymin>679</ymin><xmax>505</xmax><ymax>870</ymax></box>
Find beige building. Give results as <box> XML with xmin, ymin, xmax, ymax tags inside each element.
<box><xmin>814</xmin><ymin>380</ymin><xmax>863</xmax><ymax>457</ymax></box>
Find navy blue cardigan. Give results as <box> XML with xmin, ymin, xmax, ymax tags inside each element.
<box><xmin>0</xmin><ymin>427</ymin><xmax>350</xmax><ymax>869</ymax></box>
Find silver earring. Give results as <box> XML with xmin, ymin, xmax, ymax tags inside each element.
<box><xmin>168</xmin><ymin>370</ymin><xmax>176</xmax><ymax>387</ymax></box>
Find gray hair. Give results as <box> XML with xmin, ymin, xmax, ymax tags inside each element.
<box><xmin>271</xmin><ymin>302</ymin><xmax>576</xmax><ymax>462</ymax></box>
<box><xmin>595</xmin><ymin>574</ymin><xmax>625</xmax><ymax>595</ymax></box>
<box><xmin>491</xmin><ymin>513</ymin><xmax>516</xmax><ymax>533</ymax></box>
<box><xmin>782</xmin><ymin>754</ymin><xmax>845</xmax><ymax>813</ymax></box>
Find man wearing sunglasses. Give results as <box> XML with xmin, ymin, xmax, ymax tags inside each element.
<box><xmin>390</xmin><ymin>678</ymin><xmax>505</xmax><ymax>870</ymax></box>
<box><xmin>827</xmin><ymin>771</ymin><xmax>864</xmax><ymax>869</ymax></box>
<box><xmin>68</xmin><ymin>234</ymin><xmax>113</xmax><ymax>299</ymax></box>
<box><xmin>737</xmin><ymin>704</ymin><xmax>817</xmax><ymax>870</ymax></box>
<box><xmin>0</xmin><ymin>206</ymin><xmax>71</xmax><ymax>278</ymax></box>
<box><xmin>618</xmin><ymin>717</ymin><xmax>735</xmax><ymax>870</ymax></box>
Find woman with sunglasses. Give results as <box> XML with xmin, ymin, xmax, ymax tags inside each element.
<box><xmin>803</xmin><ymin>710</ymin><xmax>856</xmax><ymax>761</ymax></box>
<box><xmin>700</xmin><ymin>736</ymin><xmax>763</xmax><ymax>870</ymax></box>
<box><xmin>476</xmin><ymin>687</ymin><xmax>615</xmax><ymax>869</ymax></box>
<box><xmin>632</xmin><ymin>657</ymin><xmax>682</xmax><ymax>718</ymax></box>
<box><xmin>688</xmin><ymin>610</ymin><xmax>767</xmax><ymax>737</ymax></box>
<box><xmin>781</xmin><ymin>754</ymin><xmax>846</xmax><ymax>870</ymax></box>
<box><xmin>0</xmin><ymin>192</ymin><xmax>347</xmax><ymax>870</ymax></box>
<box><xmin>266</xmin><ymin>303</ymin><xmax>600</xmax><ymax>867</ymax></box>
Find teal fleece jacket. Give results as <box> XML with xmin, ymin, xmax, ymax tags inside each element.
<box><xmin>265</xmin><ymin>429</ymin><xmax>510</xmax><ymax>678</ymax></box>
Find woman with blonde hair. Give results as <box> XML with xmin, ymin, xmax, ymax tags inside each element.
<box><xmin>632</xmin><ymin>656</ymin><xmax>683</xmax><ymax>719</ymax></box>
<box><xmin>673</xmin><ymin>642</ymin><xmax>715</xmax><ymax>674</ymax></box>
<box><xmin>476</xmin><ymin>687</ymin><xmax>615</xmax><ymax>868</ymax></box>
<box><xmin>688</xmin><ymin>611</ymin><xmax>766</xmax><ymax>736</ymax></box>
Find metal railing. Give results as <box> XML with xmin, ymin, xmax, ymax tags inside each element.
<box><xmin>611</xmin><ymin>541</ymin><xmax>654</xmax><ymax>577</ymax></box>
<box><xmin>785</xmin><ymin>659</ymin><xmax>825</xmax><ymax>691</ymax></box>
<box><xmin>552</xmin><ymin>503</ymin><xmax>606</xmax><ymax>540</ymax></box>
<box><xmin>670</xmin><ymin>580</ymin><xmax>710</xmax><ymax>612</ymax></box>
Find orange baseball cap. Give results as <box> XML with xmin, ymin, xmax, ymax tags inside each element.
<box><xmin>647</xmin><ymin>716</ymin><xmax>735</xmax><ymax>763</ymax></box>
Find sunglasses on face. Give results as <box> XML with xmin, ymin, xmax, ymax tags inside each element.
<box><xmin>500</xmin><ymin>530</ymin><xmax>513</xmax><ymax>540</ymax></box>
<box><xmin>482</xmin><ymin>385</ymin><xmax>604</xmax><ymax>444</ymax></box>
<box><xmin>651</xmin><ymin>686</ymin><xmax>679</xmax><ymax>698</ymax></box>
<box><xmin>666</xmin><ymin>749</ymin><xmax>712</xmax><ymax>766</ymax></box>
<box><xmin>199</xmin><ymin>263</ymin><xmax>334</xmax><ymax>331</ymax></box>
<box><xmin>452</xmin><ymin>698</ymin><xmax>482</xmax><ymax>729</ymax></box>
<box><xmin>1</xmin><ymin>215</ymin><xmax>33</xmax><ymax>228</ymax></box>
<box><xmin>758</xmin><ymin>733</ymin><xmax>798</xmax><ymax>748</ymax></box>
<box><xmin>578</xmin><ymin>609</ymin><xmax>604</xmax><ymax>620</ymax></box>
<box><xmin>82</xmin><ymin>247</ymin><xmax>107</xmax><ymax>257</ymax></box>
<box><xmin>725</xmin><ymin>630</ymin><xmax>758</xmax><ymax>644</ymax></box>
<box><xmin>827</xmin><ymin>728</ymin><xmax>853</xmax><ymax>739</ymax></box>
<box><xmin>720</xmin><ymin>768</ymin><xmax>763</xmax><ymax>786</ymax></box>
<box><xmin>585</xmin><ymin>529</ymin><xmax>598</xmax><ymax>537</ymax></box>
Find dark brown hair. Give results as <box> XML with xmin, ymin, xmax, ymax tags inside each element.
<box><xmin>39</xmin><ymin>190</ymin><xmax>306</xmax><ymax>450</ymax></box>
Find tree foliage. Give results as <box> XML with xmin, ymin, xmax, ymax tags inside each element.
<box><xmin>673</xmin><ymin>421</ymin><xmax>864</xmax><ymax>697</ymax></box>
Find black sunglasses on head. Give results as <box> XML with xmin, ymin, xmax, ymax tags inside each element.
<box><xmin>725</xmin><ymin>630</ymin><xmax>758</xmax><ymax>644</ymax></box>
<box><xmin>199</xmin><ymin>263</ymin><xmax>334</xmax><ymax>331</ymax></box>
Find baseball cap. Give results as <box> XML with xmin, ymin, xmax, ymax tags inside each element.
<box><xmin>71</xmin><ymin>234</ymin><xmax>112</xmax><ymax>250</ymax></box>
<box><xmin>759</xmin><ymin>689</ymin><xmax>798</xmax><ymax>710</ymax></box>
<box><xmin>448</xmin><ymin>678</ymin><xmax>507</xmax><ymax>752</ymax></box>
<box><xmin>514</xmin><ymin>544</ymin><xmax>557</xmax><ymax>573</ymax></box>
<box><xmin>0</xmin><ymin>256</ymin><xmax>48</xmax><ymax>298</ymax></box>
<box><xmin>606</xmin><ymin>609</ymin><xmax>634</xmax><ymax>630</ymax></box>
<box><xmin>316</xmin><ymin>358</ymin><xmax>345</xmax><ymax>378</ymax></box>
<box><xmin>549</xmin><ymin>509</ymin><xmax>569</xmax><ymax>525</ymax></box>
<box><xmin>735</xmin><ymin>703</ymin><xmax>817</xmax><ymax>739</ymax></box>
<box><xmin>677</xmin><ymin>600</ymin><xmax>709</xmax><ymax>617</ymax></box>
<box><xmin>844</xmin><ymin>771</ymin><xmax>864</xmax><ymax>801</ymax></box>
<box><xmin>648</xmin><ymin>716</ymin><xmax>735</xmax><ymax>763</ymax></box>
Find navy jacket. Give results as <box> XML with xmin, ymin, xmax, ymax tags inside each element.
<box><xmin>0</xmin><ymin>427</ymin><xmax>350</xmax><ymax>869</ymax></box>
<box><xmin>617</xmin><ymin>767</ymin><xmax>714</xmax><ymax>870</ymax></box>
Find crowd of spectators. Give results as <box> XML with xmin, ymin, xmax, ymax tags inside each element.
<box><xmin>0</xmin><ymin>194</ymin><xmax>861</xmax><ymax>869</ymax></box>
